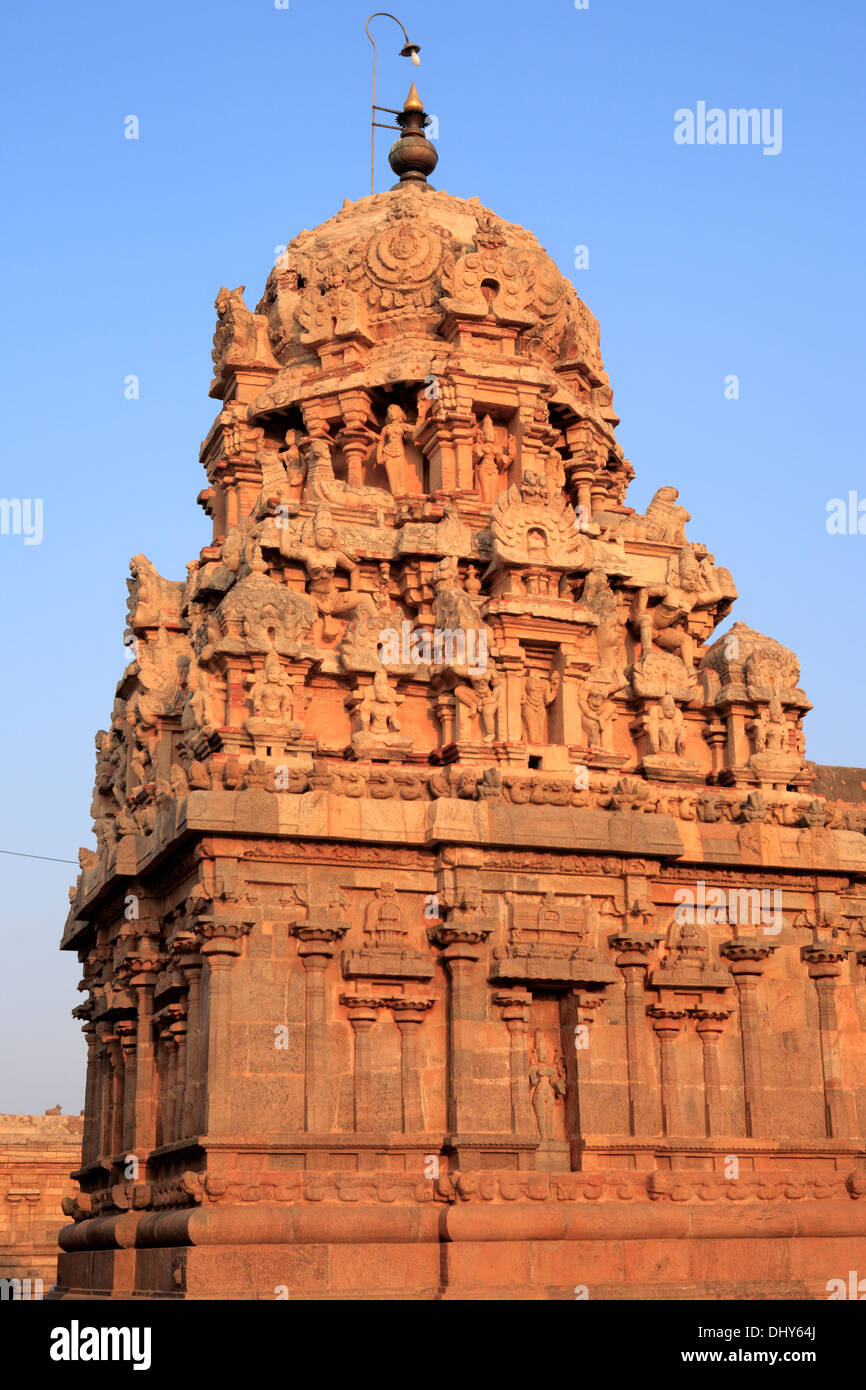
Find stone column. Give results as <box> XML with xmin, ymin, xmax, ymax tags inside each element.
<box><xmin>569</xmin><ymin>992</ymin><xmax>605</xmax><ymax>1140</ymax></box>
<box><xmin>94</xmin><ymin>1029</ymin><xmax>112</xmax><ymax>1160</ymax></box>
<box><xmin>81</xmin><ymin>1023</ymin><xmax>100</xmax><ymax>1164</ymax></box>
<box><xmin>612</xmin><ymin>935</ymin><xmax>658</xmax><ymax>1135</ymax></box>
<box><xmin>130</xmin><ymin>958</ymin><xmax>159</xmax><ymax>1156</ymax></box>
<box><xmin>694</xmin><ymin>1010</ymin><xmax>730</xmax><ymax>1138</ymax></box>
<box><xmin>434</xmin><ymin>927</ymin><xmax>491</xmax><ymax>1135</ymax></box>
<box><xmin>392</xmin><ymin>1000</ymin><xmax>434</xmax><ymax>1133</ymax></box>
<box><xmin>340</xmin><ymin>996</ymin><xmax>381</xmax><ymax>1132</ymax></box>
<box><xmin>291</xmin><ymin>922</ymin><xmax>348</xmax><ymax>1134</ymax></box>
<box><xmin>648</xmin><ymin>1008</ymin><xmax>686</xmax><ymax>1136</ymax></box>
<box><xmin>199</xmin><ymin>923</ymin><xmax>250</xmax><ymax>1137</ymax></box>
<box><xmin>721</xmin><ymin>941</ymin><xmax>776</xmax><ymax>1137</ymax></box>
<box><xmin>106</xmin><ymin>1032</ymin><xmax>124</xmax><ymax>1157</ymax></box>
<box><xmin>155</xmin><ymin>1022</ymin><xmax>172</xmax><ymax>1148</ymax></box>
<box><xmin>803</xmin><ymin>943</ymin><xmax>850</xmax><ymax>1139</ymax></box>
<box><xmin>171</xmin><ymin>1018</ymin><xmax>187</xmax><ymax>1144</ymax></box>
<box><xmin>493</xmin><ymin>991</ymin><xmax>534</xmax><ymax>1135</ymax></box>
<box><xmin>116</xmin><ymin>1020</ymin><xmax>138</xmax><ymax>1155</ymax></box>
<box><xmin>179</xmin><ymin>950</ymin><xmax>203</xmax><ymax>1138</ymax></box>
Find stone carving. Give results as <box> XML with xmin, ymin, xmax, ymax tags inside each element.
<box><xmin>646</xmin><ymin>694</ymin><xmax>686</xmax><ymax>756</ymax></box>
<box><xmin>295</xmin><ymin>259</ymin><xmax>371</xmax><ymax>346</ymax></box>
<box><xmin>346</xmin><ymin>671</ymin><xmax>410</xmax><ymax>755</ymax></box>
<box><xmin>364</xmin><ymin>882</ymin><xmax>407</xmax><ymax>946</ymax></box>
<box><xmin>701</xmin><ymin>623</ymin><xmax>804</xmax><ymax>704</ymax></box>
<box><xmin>578</xmin><ymin>679</ymin><xmax>618</xmax><ymax>750</ymax></box>
<box><xmin>542</xmin><ymin>443</ymin><xmax>566</xmax><ymax>502</ymax></box>
<box><xmin>291</xmin><ymin>506</ymin><xmax>376</xmax><ymax>641</ymax></box>
<box><xmin>214</xmin><ymin>567</ymin><xmax>316</xmax><ymax>656</ymax></box>
<box><xmin>210</xmin><ymin>286</ymin><xmax>277</xmax><ymax>393</ymax></box>
<box><xmin>442</xmin><ymin>214</ymin><xmax>535</xmax><ymax>326</ymax></box>
<box><xmin>488</xmin><ymin>472</ymin><xmax>589</xmax><ymax>576</ymax></box>
<box><xmin>630</xmin><ymin>551</ymin><xmax>700</xmax><ymax>672</ymax></box>
<box><xmin>529</xmin><ymin>1032</ymin><xmax>566</xmax><ymax>1139</ymax></box>
<box><xmin>362</xmin><ymin>203</ymin><xmax>445</xmax><ymax>310</ymax></box>
<box><xmin>63</xmin><ymin>145</ymin><xmax>866</xmax><ymax>1308</ymax></box>
<box><xmin>244</xmin><ymin>649</ymin><xmax>306</xmax><ymax>744</ymax></box>
<box><xmin>580</xmin><ymin>566</ymin><xmax>622</xmax><ymax>678</ymax></box>
<box><xmin>644</xmin><ymin>486</ymin><xmax>691</xmax><ymax>544</ymax></box>
<box><xmin>472</xmin><ymin>414</ymin><xmax>513</xmax><ymax>506</ymax></box>
<box><xmin>126</xmin><ymin>555</ymin><xmax>184</xmax><ymax>635</ymax></box>
<box><xmin>376</xmin><ymin>404</ymin><xmax>414</xmax><ymax>494</ymax></box>
<box><xmin>302</xmin><ymin>436</ymin><xmax>394</xmax><ymax>511</ymax></box>
<box><xmin>522</xmin><ymin>668</ymin><xmax>560</xmax><ymax>744</ymax></box>
<box><xmin>255</xmin><ymin>262</ymin><xmax>306</xmax><ymax>360</ymax></box>
<box><xmin>454</xmin><ymin>669</ymin><xmax>503</xmax><ymax>742</ymax></box>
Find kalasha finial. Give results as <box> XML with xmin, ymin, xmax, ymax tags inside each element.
<box><xmin>366</xmin><ymin>13</ymin><xmax>424</xmax><ymax>196</ymax></box>
<box><xmin>388</xmin><ymin>84</ymin><xmax>438</xmax><ymax>189</ymax></box>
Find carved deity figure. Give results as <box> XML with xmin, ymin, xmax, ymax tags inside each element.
<box><xmin>630</xmin><ymin>550</ymin><xmax>699</xmax><ymax>670</ymax></box>
<box><xmin>353</xmin><ymin>669</ymin><xmax>404</xmax><ymax>736</ymax></box>
<box><xmin>302</xmin><ymin>436</ymin><xmax>394</xmax><ymax>511</ymax></box>
<box><xmin>751</xmin><ymin>695</ymin><xmax>788</xmax><ymax>755</ymax></box>
<box><xmin>294</xmin><ymin>507</ymin><xmax>375</xmax><ymax>640</ymax></box>
<box><xmin>376</xmin><ymin>404</ymin><xmax>413</xmax><ymax>494</ymax></box>
<box><xmin>279</xmin><ymin>429</ymin><xmax>306</xmax><ymax>489</ymax></box>
<box><xmin>648</xmin><ymin>693</ymin><xmax>687</xmax><ymax>756</ymax></box>
<box><xmin>581</xmin><ymin>567</ymin><xmax>620</xmax><ymax>675</ymax></box>
<box><xmin>522</xmin><ymin>669</ymin><xmax>560</xmax><ymax>744</ymax></box>
<box><xmin>537</xmin><ymin>893</ymin><xmax>561</xmax><ymax>933</ymax></box>
<box><xmin>364</xmin><ymin>881</ymin><xmax>407</xmax><ymax>945</ymax></box>
<box><xmin>542</xmin><ymin>444</ymin><xmax>566</xmax><ymax>502</ymax></box>
<box><xmin>578</xmin><ymin>683</ymin><xmax>616</xmax><ymax>750</ymax></box>
<box><xmin>245</xmin><ymin>649</ymin><xmax>296</xmax><ymax>725</ymax></box>
<box><xmin>472</xmin><ymin>414</ymin><xmax>512</xmax><ymax>506</ymax></box>
<box><xmin>764</xmin><ymin>695</ymin><xmax>787</xmax><ymax>752</ymax></box>
<box><xmin>529</xmin><ymin>1032</ymin><xmax>566</xmax><ymax>1140</ymax></box>
<box><xmin>454</xmin><ymin>668</ymin><xmax>503</xmax><ymax>742</ymax></box>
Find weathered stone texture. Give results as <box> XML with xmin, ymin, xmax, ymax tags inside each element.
<box><xmin>53</xmin><ymin>95</ymin><xmax>866</xmax><ymax>1300</ymax></box>
<box><xmin>0</xmin><ymin>1112</ymin><xmax>82</xmax><ymax>1292</ymax></box>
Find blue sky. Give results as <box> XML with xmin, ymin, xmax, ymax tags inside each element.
<box><xmin>0</xmin><ymin>0</ymin><xmax>863</xmax><ymax>1111</ymax></box>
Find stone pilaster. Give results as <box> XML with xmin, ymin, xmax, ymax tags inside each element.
<box><xmin>493</xmin><ymin>990</ymin><xmax>534</xmax><ymax>1136</ymax></box>
<box><xmin>802</xmin><ymin>942</ymin><xmax>851</xmax><ymax>1139</ymax></box>
<box><xmin>291</xmin><ymin>920</ymin><xmax>348</xmax><ymax>1133</ymax></box>
<box><xmin>392</xmin><ymin>999</ymin><xmax>434</xmax><ymax>1133</ymax></box>
<box><xmin>694</xmin><ymin>1010</ymin><xmax>731</xmax><ymax>1138</ymax></box>
<box><xmin>648</xmin><ymin>1007</ymin><xmax>686</xmax><ymax>1136</ymax></box>
<box><xmin>612</xmin><ymin>934</ymin><xmax>658</xmax><ymax>1136</ymax></box>
<box><xmin>720</xmin><ymin>940</ymin><xmax>777</xmax><ymax>1138</ymax></box>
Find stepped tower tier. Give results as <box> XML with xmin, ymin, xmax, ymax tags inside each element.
<box><xmin>56</xmin><ymin>86</ymin><xmax>866</xmax><ymax>1303</ymax></box>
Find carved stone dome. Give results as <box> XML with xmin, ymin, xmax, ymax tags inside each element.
<box><xmin>254</xmin><ymin>183</ymin><xmax>609</xmax><ymax>388</ymax></box>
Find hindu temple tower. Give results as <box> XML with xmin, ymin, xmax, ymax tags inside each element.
<box><xmin>55</xmin><ymin>85</ymin><xmax>866</xmax><ymax>1300</ymax></box>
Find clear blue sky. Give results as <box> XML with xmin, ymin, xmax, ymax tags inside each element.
<box><xmin>1</xmin><ymin>0</ymin><xmax>863</xmax><ymax>1112</ymax></box>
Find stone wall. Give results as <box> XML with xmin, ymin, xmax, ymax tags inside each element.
<box><xmin>0</xmin><ymin>1113</ymin><xmax>82</xmax><ymax>1293</ymax></box>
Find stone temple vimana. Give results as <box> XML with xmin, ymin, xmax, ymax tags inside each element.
<box><xmin>56</xmin><ymin>77</ymin><xmax>866</xmax><ymax>1301</ymax></box>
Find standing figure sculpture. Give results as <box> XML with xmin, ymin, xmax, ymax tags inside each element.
<box><xmin>473</xmin><ymin>414</ymin><xmax>512</xmax><ymax>506</ymax></box>
<box><xmin>529</xmin><ymin>1032</ymin><xmax>566</xmax><ymax>1140</ymax></box>
<box><xmin>376</xmin><ymin>403</ymin><xmax>414</xmax><ymax>494</ymax></box>
<box><xmin>522</xmin><ymin>669</ymin><xmax>560</xmax><ymax>744</ymax></box>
